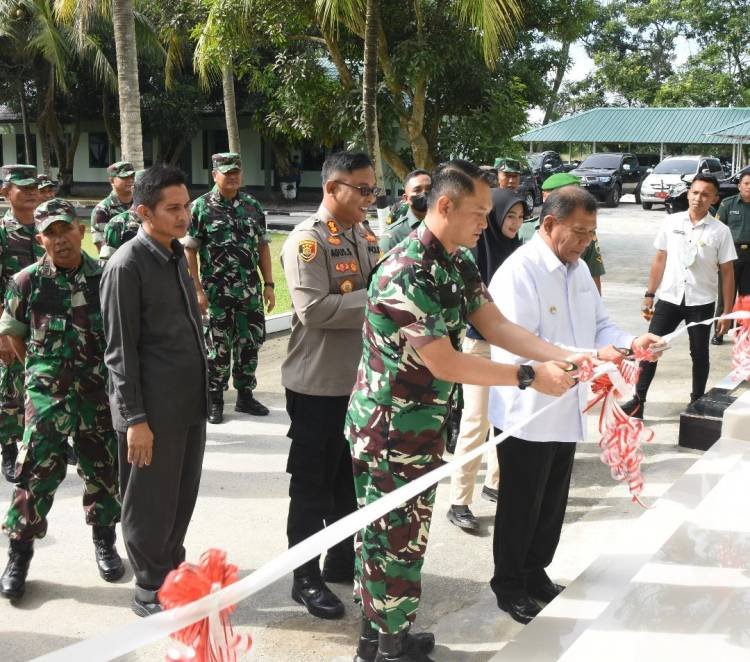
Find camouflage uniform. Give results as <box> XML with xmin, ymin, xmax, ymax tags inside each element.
<box><xmin>378</xmin><ymin>204</ymin><xmax>422</xmax><ymax>254</ymax></box>
<box><xmin>0</xmin><ymin>165</ymin><xmax>46</xmax><ymax>461</ymax></box>
<box><xmin>99</xmin><ymin>209</ymin><xmax>141</xmax><ymax>260</ymax></box>
<box><xmin>184</xmin><ymin>164</ymin><xmax>268</xmax><ymax>395</ymax></box>
<box><xmin>0</xmin><ymin>248</ymin><xmax>119</xmax><ymax>541</ymax></box>
<box><xmin>346</xmin><ymin>223</ymin><xmax>491</xmax><ymax>634</ymax></box>
<box><xmin>90</xmin><ymin>161</ymin><xmax>135</xmax><ymax>246</ymax></box>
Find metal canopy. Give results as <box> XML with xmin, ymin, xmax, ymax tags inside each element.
<box><xmin>515</xmin><ymin>107</ymin><xmax>750</xmax><ymax>145</ymax></box>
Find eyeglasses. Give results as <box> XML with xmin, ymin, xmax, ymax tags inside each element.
<box><xmin>334</xmin><ymin>181</ymin><xmax>382</xmax><ymax>197</ymax></box>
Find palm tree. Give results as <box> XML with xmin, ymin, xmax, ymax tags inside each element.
<box><xmin>315</xmin><ymin>0</ymin><xmax>522</xmax><ymax>176</ymax></box>
<box><xmin>55</xmin><ymin>0</ymin><xmax>149</xmax><ymax>168</ymax></box>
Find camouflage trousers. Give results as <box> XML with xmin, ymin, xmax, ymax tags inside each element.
<box><xmin>3</xmin><ymin>390</ymin><xmax>120</xmax><ymax>541</ymax></box>
<box><xmin>349</xmin><ymin>414</ymin><xmax>445</xmax><ymax>634</ymax></box>
<box><xmin>205</xmin><ymin>285</ymin><xmax>265</xmax><ymax>393</ymax></box>
<box><xmin>0</xmin><ymin>360</ymin><xmax>24</xmax><ymax>450</ymax></box>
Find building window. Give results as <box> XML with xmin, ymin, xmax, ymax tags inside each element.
<box><xmin>89</xmin><ymin>132</ymin><xmax>111</xmax><ymax>168</ymax></box>
<box><xmin>143</xmin><ymin>135</ymin><xmax>153</xmax><ymax>167</ymax></box>
<box><xmin>16</xmin><ymin>133</ymin><xmax>37</xmax><ymax>165</ymax></box>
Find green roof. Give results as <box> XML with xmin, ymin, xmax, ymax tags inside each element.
<box><xmin>707</xmin><ymin>118</ymin><xmax>750</xmax><ymax>140</ymax></box>
<box><xmin>515</xmin><ymin>107</ymin><xmax>750</xmax><ymax>144</ymax></box>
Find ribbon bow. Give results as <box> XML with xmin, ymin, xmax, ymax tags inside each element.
<box><xmin>159</xmin><ymin>549</ymin><xmax>252</xmax><ymax>662</ymax></box>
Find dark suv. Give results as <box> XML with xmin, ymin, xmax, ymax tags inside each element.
<box><xmin>569</xmin><ymin>153</ymin><xmax>644</xmax><ymax>207</ymax></box>
<box><xmin>527</xmin><ymin>151</ymin><xmax>570</xmax><ymax>186</ymax></box>
<box><xmin>518</xmin><ymin>160</ymin><xmax>541</xmax><ymax>213</ymax></box>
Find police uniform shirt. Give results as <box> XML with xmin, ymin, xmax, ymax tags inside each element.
<box><xmin>718</xmin><ymin>194</ymin><xmax>750</xmax><ymax>245</ymax></box>
<box><xmin>280</xmin><ymin>205</ymin><xmax>380</xmax><ymax>397</ymax></box>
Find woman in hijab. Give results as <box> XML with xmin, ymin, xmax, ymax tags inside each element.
<box><xmin>447</xmin><ymin>188</ymin><xmax>526</xmax><ymax>533</ymax></box>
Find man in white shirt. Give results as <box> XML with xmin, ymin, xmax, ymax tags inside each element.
<box><xmin>487</xmin><ymin>186</ymin><xmax>660</xmax><ymax>625</ymax></box>
<box><xmin>623</xmin><ymin>173</ymin><xmax>736</xmax><ymax>419</ymax></box>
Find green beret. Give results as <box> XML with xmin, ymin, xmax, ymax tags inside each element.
<box><xmin>541</xmin><ymin>173</ymin><xmax>581</xmax><ymax>191</ymax></box>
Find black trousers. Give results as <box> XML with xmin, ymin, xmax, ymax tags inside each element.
<box><xmin>636</xmin><ymin>298</ymin><xmax>715</xmax><ymax>402</ymax></box>
<box><xmin>490</xmin><ymin>434</ymin><xmax>576</xmax><ymax>598</ymax></box>
<box><xmin>118</xmin><ymin>422</ymin><xmax>206</xmax><ymax>595</ymax></box>
<box><xmin>285</xmin><ymin>389</ymin><xmax>355</xmax><ymax>578</ymax></box>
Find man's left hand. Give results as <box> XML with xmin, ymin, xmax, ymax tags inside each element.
<box><xmin>264</xmin><ymin>285</ymin><xmax>276</xmax><ymax>312</ymax></box>
<box><xmin>596</xmin><ymin>345</ymin><xmax>627</xmax><ymax>364</ymax></box>
<box><xmin>633</xmin><ymin>333</ymin><xmax>665</xmax><ymax>359</ymax></box>
<box><xmin>717</xmin><ymin>317</ymin><xmax>731</xmax><ymax>336</ymax></box>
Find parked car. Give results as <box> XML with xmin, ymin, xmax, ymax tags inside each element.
<box><xmin>640</xmin><ymin>155</ymin><xmax>725</xmax><ymax>210</ymax></box>
<box><xmin>526</xmin><ymin>151</ymin><xmax>574</xmax><ymax>187</ymax></box>
<box><xmin>664</xmin><ymin>165</ymin><xmax>749</xmax><ymax>214</ymax></box>
<box><xmin>518</xmin><ymin>160</ymin><xmax>541</xmax><ymax>214</ymax></box>
<box><xmin>569</xmin><ymin>152</ymin><xmax>644</xmax><ymax>207</ymax></box>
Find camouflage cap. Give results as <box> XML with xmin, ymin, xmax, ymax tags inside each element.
<box><xmin>494</xmin><ymin>158</ymin><xmax>522</xmax><ymax>174</ymax></box>
<box><xmin>34</xmin><ymin>198</ymin><xmax>77</xmax><ymax>233</ymax></box>
<box><xmin>107</xmin><ymin>161</ymin><xmax>136</xmax><ymax>179</ymax></box>
<box><xmin>37</xmin><ymin>174</ymin><xmax>55</xmax><ymax>190</ymax></box>
<box><xmin>212</xmin><ymin>152</ymin><xmax>241</xmax><ymax>173</ymax></box>
<box><xmin>1</xmin><ymin>164</ymin><xmax>38</xmax><ymax>187</ymax></box>
<box><xmin>542</xmin><ymin>172</ymin><xmax>581</xmax><ymax>191</ymax></box>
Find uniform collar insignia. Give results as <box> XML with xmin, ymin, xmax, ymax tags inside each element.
<box><xmin>326</xmin><ymin>219</ymin><xmax>341</xmax><ymax>236</ymax></box>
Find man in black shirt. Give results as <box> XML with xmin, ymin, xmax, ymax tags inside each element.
<box><xmin>100</xmin><ymin>166</ymin><xmax>208</xmax><ymax>617</ymax></box>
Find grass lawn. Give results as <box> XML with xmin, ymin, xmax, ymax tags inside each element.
<box><xmin>84</xmin><ymin>228</ymin><xmax>293</xmax><ymax>315</ymax></box>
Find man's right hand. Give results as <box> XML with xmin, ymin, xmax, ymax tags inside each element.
<box><xmin>196</xmin><ymin>289</ymin><xmax>208</xmax><ymax>316</ymax></box>
<box><xmin>127</xmin><ymin>422</ymin><xmax>154</xmax><ymax>468</ymax></box>
<box><xmin>0</xmin><ymin>336</ymin><xmax>16</xmax><ymax>366</ymax></box>
<box><xmin>641</xmin><ymin>298</ymin><xmax>654</xmax><ymax>321</ymax></box>
<box><xmin>530</xmin><ymin>361</ymin><xmax>576</xmax><ymax>396</ymax></box>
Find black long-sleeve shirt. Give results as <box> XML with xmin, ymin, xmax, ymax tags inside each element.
<box><xmin>100</xmin><ymin>226</ymin><xmax>207</xmax><ymax>433</ymax></box>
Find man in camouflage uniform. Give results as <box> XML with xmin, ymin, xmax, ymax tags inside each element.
<box><xmin>347</xmin><ymin>160</ymin><xmax>578</xmax><ymax>661</ymax></box>
<box><xmin>280</xmin><ymin>151</ymin><xmax>382</xmax><ymax>628</ymax></box>
<box><xmin>495</xmin><ymin>157</ymin><xmax>522</xmax><ymax>191</ymax></box>
<box><xmin>184</xmin><ymin>153</ymin><xmax>275</xmax><ymax>424</ymax></box>
<box><xmin>90</xmin><ymin>161</ymin><xmax>136</xmax><ymax>251</ymax></box>
<box><xmin>517</xmin><ymin>172</ymin><xmax>606</xmax><ymax>292</ymax></box>
<box><xmin>378</xmin><ymin>170</ymin><xmax>431</xmax><ymax>254</ymax></box>
<box><xmin>99</xmin><ymin>170</ymin><xmax>145</xmax><ymax>261</ymax></box>
<box><xmin>0</xmin><ymin>165</ymin><xmax>45</xmax><ymax>483</ymax></box>
<box><xmin>0</xmin><ymin>199</ymin><xmax>123</xmax><ymax>601</ymax></box>
<box><xmin>36</xmin><ymin>175</ymin><xmax>56</xmax><ymax>202</ymax></box>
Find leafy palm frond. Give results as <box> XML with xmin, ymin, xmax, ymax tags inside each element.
<box><xmin>315</xmin><ymin>0</ymin><xmax>366</xmax><ymax>36</ymax></box>
<box><xmin>453</xmin><ymin>0</ymin><xmax>523</xmax><ymax>68</ymax></box>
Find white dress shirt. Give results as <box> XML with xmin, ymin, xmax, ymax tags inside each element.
<box><xmin>654</xmin><ymin>211</ymin><xmax>736</xmax><ymax>307</ymax></box>
<box><xmin>488</xmin><ymin>233</ymin><xmax>633</xmax><ymax>443</ymax></box>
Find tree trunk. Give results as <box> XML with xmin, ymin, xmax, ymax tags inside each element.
<box><xmin>17</xmin><ymin>82</ymin><xmax>32</xmax><ymax>164</ymax></box>
<box><xmin>112</xmin><ymin>0</ymin><xmax>144</xmax><ymax>168</ymax></box>
<box><xmin>543</xmin><ymin>40</ymin><xmax>571</xmax><ymax>125</ymax></box>
<box><xmin>363</xmin><ymin>0</ymin><xmax>385</xmax><ymax>190</ymax></box>
<box><xmin>58</xmin><ymin>121</ymin><xmax>81</xmax><ymax>196</ymax></box>
<box><xmin>222</xmin><ymin>63</ymin><xmax>241</xmax><ymax>156</ymax></box>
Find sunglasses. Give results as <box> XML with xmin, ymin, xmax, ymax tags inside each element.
<box><xmin>334</xmin><ymin>181</ymin><xmax>382</xmax><ymax>197</ymax></box>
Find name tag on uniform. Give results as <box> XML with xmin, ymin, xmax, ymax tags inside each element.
<box><xmin>672</xmin><ymin>229</ymin><xmax>685</xmax><ymax>235</ymax></box>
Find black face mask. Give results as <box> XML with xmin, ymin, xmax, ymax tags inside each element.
<box><xmin>410</xmin><ymin>193</ymin><xmax>428</xmax><ymax>213</ymax></box>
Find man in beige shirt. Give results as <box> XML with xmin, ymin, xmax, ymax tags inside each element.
<box><xmin>280</xmin><ymin>151</ymin><xmax>381</xmax><ymax>621</ymax></box>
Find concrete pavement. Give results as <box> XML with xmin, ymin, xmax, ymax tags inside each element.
<box><xmin>0</xmin><ymin>201</ymin><xmax>736</xmax><ymax>661</ymax></box>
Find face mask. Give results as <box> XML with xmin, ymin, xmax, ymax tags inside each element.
<box><xmin>410</xmin><ymin>193</ymin><xmax>428</xmax><ymax>213</ymax></box>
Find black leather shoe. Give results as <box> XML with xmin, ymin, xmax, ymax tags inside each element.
<box><xmin>529</xmin><ymin>581</ymin><xmax>565</xmax><ymax>604</ymax></box>
<box><xmin>711</xmin><ymin>334</ymin><xmax>724</xmax><ymax>346</ymax></box>
<box><xmin>208</xmin><ymin>391</ymin><xmax>224</xmax><ymax>424</ymax></box>
<box><xmin>620</xmin><ymin>395</ymin><xmax>643</xmax><ymax>419</ymax></box>
<box><xmin>446</xmin><ymin>505</ymin><xmax>479</xmax><ymax>533</ymax></box>
<box><xmin>481</xmin><ymin>486</ymin><xmax>498</xmax><ymax>503</ymax></box>
<box><xmin>355</xmin><ymin>620</ymin><xmax>435</xmax><ymax>662</ymax></box>
<box><xmin>496</xmin><ymin>594</ymin><xmax>541</xmax><ymax>624</ymax></box>
<box><xmin>1</xmin><ymin>444</ymin><xmax>18</xmax><ymax>483</ymax></box>
<box><xmin>235</xmin><ymin>391</ymin><xmax>269</xmax><ymax>416</ymax></box>
<box><xmin>373</xmin><ymin>629</ymin><xmax>435</xmax><ymax>662</ymax></box>
<box><xmin>0</xmin><ymin>539</ymin><xmax>33</xmax><ymax>600</ymax></box>
<box><xmin>291</xmin><ymin>574</ymin><xmax>344</xmax><ymax>619</ymax></box>
<box><xmin>132</xmin><ymin>596</ymin><xmax>162</xmax><ymax>617</ymax></box>
<box><xmin>92</xmin><ymin>525</ymin><xmax>125</xmax><ymax>582</ymax></box>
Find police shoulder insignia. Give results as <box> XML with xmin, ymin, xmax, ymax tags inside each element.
<box><xmin>340</xmin><ymin>278</ymin><xmax>354</xmax><ymax>293</ymax></box>
<box><xmin>327</xmin><ymin>236</ymin><xmax>342</xmax><ymax>246</ymax></box>
<box><xmin>326</xmin><ymin>219</ymin><xmax>340</xmax><ymax>235</ymax></box>
<box><xmin>298</xmin><ymin>239</ymin><xmax>318</xmax><ymax>262</ymax></box>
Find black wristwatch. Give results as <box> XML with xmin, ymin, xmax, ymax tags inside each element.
<box><xmin>644</xmin><ymin>291</ymin><xmax>655</xmax><ymax>298</ymax></box>
<box><xmin>517</xmin><ymin>364</ymin><xmax>536</xmax><ymax>390</ymax></box>
<box><xmin>264</xmin><ymin>282</ymin><xmax>275</xmax><ymax>289</ymax></box>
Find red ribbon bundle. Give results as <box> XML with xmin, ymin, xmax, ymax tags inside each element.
<box><xmin>580</xmin><ymin>352</ymin><xmax>654</xmax><ymax>507</ymax></box>
<box><xmin>732</xmin><ymin>295</ymin><xmax>750</xmax><ymax>381</ymax></box>
<box><xmin>158</xmin><ymin>549</ymin><xmax>252</xmax><ymax>662</ymax></box>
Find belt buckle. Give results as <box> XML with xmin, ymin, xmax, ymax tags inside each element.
<box><xmin>742</xmin><ymin>244</ymin><xmax>748</xmax><ymax>250</ymax></box>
